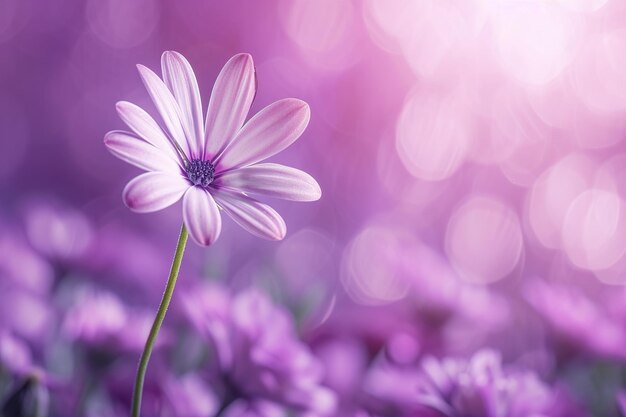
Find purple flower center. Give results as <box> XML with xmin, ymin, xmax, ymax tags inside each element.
<box><xmin>186</xmin><ymin>159</ymin><xmax>215</xmax><ymax>187</ymax></box>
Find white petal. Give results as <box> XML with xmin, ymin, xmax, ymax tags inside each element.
<box><xmin>215</xmin><ymin>99</ymin><xmax>310</xmax><ymax>171</ymax></box>
<box><xmin>104</xmin><ymin>131</ymin><xmax>180</xmax><ymax>173</ymax></box>
<box><xmin>211</xmin><ymin>189</ymin><xmax>286</xmax><ymax>240</ymax></box>
<box><xmin>183</xmin><ymin>187</ymin><xmax>222</xmax><ymax>246</ymax></box>
<box><xmin>214</xmin><ymin>163</ymin><xmax>321</xmax><ymax>201</ymax></box>
<box><xmin>116</xmin><ymin>101</ymin><xmax>182</xmax><ymax>165</ymax></box>
<box><xmin>123</xmin><ymin>172</ymin><xmax>188</xmax><ymax>213</ymax></box>
<box><xmin>136</xmin><ymin>64</ymin><xmax>191</xmax><ymax>157</ymax></box>
<box><xmin>161</xmin><ymin>51</ymin><xmax>204</xmax><ymax>159</ymax></box>
<box><xmin>204</xmin><ymin>53</ymin><xmax>256</xmax><ymax>160</ymax></box>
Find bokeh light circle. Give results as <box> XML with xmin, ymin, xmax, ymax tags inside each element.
<box><xmin>445</xmin><ymin>196</ymin><xmax>523</xmax><ymax>284</ymax></box>
<box><xmin>280</xmin><ymin>0</ymin><xmax>359</xmax><ymax>71</ymax></box>
<box><xmin>86</xmin><ymin>0</ymin><xmax>159</xmax><ymax>48</ymax></box>
<box><xmin>491</xmin><ymin>1</ymin><xmax>576</xmax><ymax>86</ymax></box>
<box><xmin>401</xmin><ymin>1</ymin><xmax>469</xmax><ymax>79</ymax></box>
<box><xmin>395</xmin><ymin>89</ymin><xmax>471</xmax><ymax>181</ymax></box>
<box><xmin>341</xmin><ymin>225</ymin><xmax>411</xmax><ymax>305</ymax></box>
<box><xmin>527</xmin><ymin>154</ymin><xmax>597</xmax><ymax>250</ymax></box>
<box><xmin>363</xmin><ymin>0</ymin><xmax>424</xmax><ymax>54</ymax></box>
<box><xmin>572</xmin><ymin>29</ymin><xmax>626</xmax><ymax>115</ymax></box>
<box><xmin>562</xmin><ymin>189</ymin><xmax>626</xmax><ymax>271</ymax></box>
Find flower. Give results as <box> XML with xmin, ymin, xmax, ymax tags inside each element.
<box><xmin>62</xmin><ymin>286</ymin><xmax>168</xmax><ymax>354</ymax></box>
<box><xmin>415</xmin><ymin>349</ymin><xmax>585</xmax><ymax>417</ymax></box>
<box><xmin>524</xmin><ymin>280</ymin><xmax>626</xmax><ymax>361</ymax></box>
<box><xmin>22</xmin><ymin>199</ymin><xmax>93</xmax><ymax>263</ymax></box>
<box><xmin>98</xmin><ymin>364</ymin><xmax>216</xmax><ymax>417</ymax></box>
<box><xmin>182</xmin><ymin>284</ymin><xmax>337</xmax><ymax>415</ymax></box>
<box><xmin>219</xmin><ymin>400</ymin><xmax>284</xmax><ymax>417</ymax></box>
<box><xmin>104</xmin><ymin>51</ymin><xmax>321</xmax><ymax>245</ymax></box>
<box><xmin>0</xmin><ymin>235</ymin><xmax>54</xmax><ymax>343</ymax></box>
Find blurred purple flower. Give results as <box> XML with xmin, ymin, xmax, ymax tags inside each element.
<box><xmin>104</xmin><ymin>51</ymin><xmax>320</xmax><ymax>245</ymax></box>
<box><xmin>83</xmin><ymin>222</ymin><xmax>172</xmax><ymax>299</ymax></box>
<box><xmin>182</xmin><ymin>284</ymin><xmax>337</xmax><ymax>415</ymax></box>
<box><xmin>220</xmin><ymin>400</ymin><xmax>284</xmax><ymax>417</ymax></box>
<box><xmin>0</xmin><ymin>235</ymin><xmax>54</xmax><ymax>342</ymax></box>
<box><xmin>22</xmin><ymin>199</ymin><xmax>93</xmax><ymax>264</ymax></box>
<box><xmin>162</xmin><ymin>373</ymin><xmax>219</xmax><ymax>417</ymax></box>
<box><xmin>0</xmin><ymin>234</ymin><xmax>54</xmax><ymax>296</ymax></box>
<box><xmin>62</xmin><ymin>286</ymin><xmax>169</xmax><ymax>354</ymax></box>
<box><xmin>313</xmin><ymin>338</ymin><xmax>369</xmax><ymax>407</ymax></box>
<box><xmin>361</xmin><ymin>359</ymin><xmax>424</xmax><ymax>417</ymax></box>
<box><xmin>99</xmin><ymin>365</ymin><xmax>215</xmax><ymax>417</ymax></box>
<box><xmin>415</xmin><ymin>349</ymin><xmax>585</xmax><ymax>417</ymax></box>
<box><xmin>524</xmin><ymin>280</ymin><xmax>626</xmax><ymax>361</ymax></box>
<box><xmin>407</xmin><ymin>241</ymin><xmax>511</xmax><ymax>330</ymax></box>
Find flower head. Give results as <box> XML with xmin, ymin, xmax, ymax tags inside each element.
<box><xmin>524</xmin><ymin>280</ymin><xmax>626</xmax><ymax>361</ymax></box>
<box><xmin>105</xmin><ymin>52</ymin><xmax>321</xmax><ymax>245</ymax></box>
<box><xmin>415</xmin><ymin>349</ymin><xmax>585</xmax><ymax>417</ymax></box>
<box><xmin>182</xmin><ymin>284</ymin><xmax>337</xmax><ymax>415</ymax></box>
<box><xmin>62</xmin><ymin>286</ymin><xmax>167</xmax><ymax>354</ymax></box>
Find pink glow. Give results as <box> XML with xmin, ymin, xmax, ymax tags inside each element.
<box><xmin>491</xmin><ymin>1</ymin><xmax>578</xmax><ymax>86</ymax></box>
<box><xmin>528</xmin><ymin>154</ymin><xmax>597</xmax><ymax>250</ymax></box>
<box><xmin>445</xmin><ymin>196</ymin><xmax>523</xmax><ymax>284</ymax></box>
<box><xmin>341</xmin><ymin>226</ymin><xmax>412</xmax><ymax>305</ymax></box>
<box><xmin>4</xmin><ymin>1</ymin><xmax>626</xmax><ymax>413</ymax></box>
<box><xmin>562</xmin><ymin>189</ymin><xmax>626</xmax><ymax>270</ymax></box>
<box><xmin>395</xmin><ymin>88</ymin><xmax>471</xmax><ymax>181</ymax></box>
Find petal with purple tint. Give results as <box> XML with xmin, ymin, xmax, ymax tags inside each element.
<box><xmin>161</xmin><ymin>51</ymin><xmax>204</xmax><ymax>159</ymax></box>
<box><xmin>104</xmin><ymin>131</ymin><xmax>180</xmax><ymax>173</ymax></box>
<box><xmin>116</xmin><ymin>101</ymin><xmax>182</xmax><ymax>165</ymax></box>
<box><xmin>136</xmin><ymin>64</ymin><xmax>191</xmax><ymax>157</ymax></box>
<box><xmin>212</xmin><ymin>189</ymin><xmax>286</xmax><ymax>240</ymax></box>
<box><xmin>183</xmin><ymin>187</ymin><xmax>222</xmax><ymax>246</ymax></box>
<box><xmin>215</xmin><ymin>163</ymin><xmax>321</xmax><ymax>201</ymax></box>
<box><xmin>204</xmin><ymin>53</ymin><xmax>256</xmax><ymax>160</ymax></box>
<box><xmin>123</xmin><ymin>172</ymin><xmax>188</xmax><ymax>213</ymax></box>
<box><xmin>215</xmin><ymin>99</ymin><xmax>310</xmax><ymax>171</ymax></box>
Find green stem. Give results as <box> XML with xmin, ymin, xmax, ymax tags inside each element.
<box><xmin>131</xmin><ymin>224</ymin><xmax>189</xmax><ymax>417</ymax></box>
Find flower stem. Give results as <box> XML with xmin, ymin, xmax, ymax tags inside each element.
<box><xmin>131</xmin><ymin>224</ymin><xmax>189</xmax><ymax>417</ymax></box>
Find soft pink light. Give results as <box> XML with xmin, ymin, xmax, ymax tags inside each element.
<box><xmin>363</xmin><ymin>0</ymin><xmax>424</xmax><ymax>54</ymax></box>
<box><xmin>556</xmin><ymin>0</ymin><xmax>610</xmax><ymax>12</ymax></box>
<box><xmin>527</xmin><ymin>154</ymin><xmax>597</xmax><ymax>249</ymax></box>
<box><xmin>490</xmin><ymin>1</ymin><xmax>577</xmax><ymax>86</ymax></box>
<box><xmin>445</xmin><ymin>196</ymin><xmax>523</xmax><ymax>284</ymax></box>
<box><xmin>572</xmin><ymin>29</ymin><xmax>626</xmax><ymax>115</ymax></box>
<box><xmin>280</xmin><ymin>0</ymin><xmax>358</xmax><ymax>71</ymax></box>
<box><xmin>275</xmin><ymin>228</ymin><xmax>335</xmax><ymax>293</ymax></box>
<box><xmin>395</xmin><ymin>89</ymin><xmax>471</xmax><ymax>182</ymax></box>
<box><xmin>562</xmin><ymin>189</ymin><xmax>626</xmax><ymax>271</ymax></box>
<box><xmin>401</xmin><ymin>1</ymin><xmax>470</xmax><ymax>79</ymax></box>
<box><xmin>341</xmin><ymin>226</ymin><xmax>411</xmax><ymax>305</ymax></box>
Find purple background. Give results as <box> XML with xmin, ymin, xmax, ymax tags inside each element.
<box><xmin>2</xmin><ymin>0</ymin><xmax>626</xmax><ymax>416</ymax></box>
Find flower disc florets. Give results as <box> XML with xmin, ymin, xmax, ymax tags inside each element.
<box><xmin>186</xmin><ymin>159</ymin><xmax>215</xmax><ymax>187</ymax></box>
